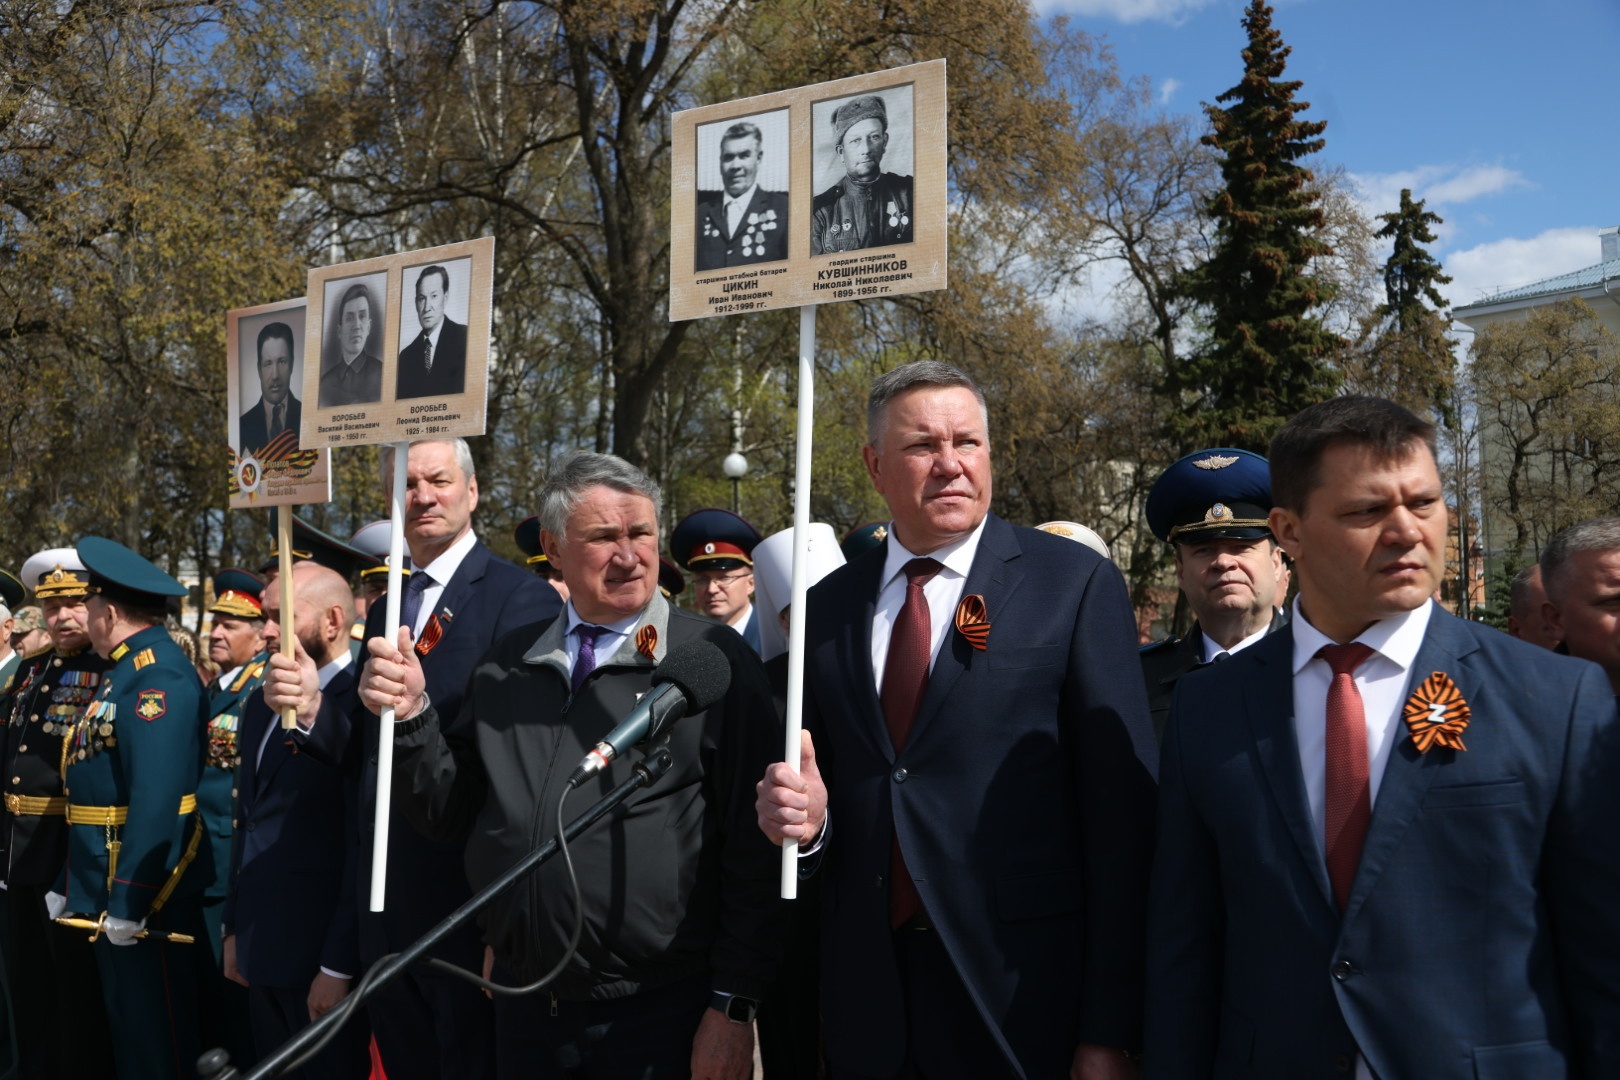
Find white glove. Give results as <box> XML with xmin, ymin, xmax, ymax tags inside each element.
<box><xmin>103</xmin><ymin>916</ymin><xmax>144</xmax><ymax>947</ymax></box>
<box><xmin>44</xmin><ymin>891</ymin><xmax>66</xmax><ymax>921</ymax></box>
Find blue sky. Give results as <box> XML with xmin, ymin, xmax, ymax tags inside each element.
<box><xmin>1039</xmin><ymin>0</ymin><xmax>1619</xmax><ymax>315</ymax></box>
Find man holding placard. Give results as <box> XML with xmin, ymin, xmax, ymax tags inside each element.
<box><xmin>757</xmin><ymin>361</ymin><xmax>1156</xmax><ymax>1079</ymax></box>
<box><xmin>299</xmin><ymin>438</ymin><xmax>558</xmax><ymax>1080</ymax></box>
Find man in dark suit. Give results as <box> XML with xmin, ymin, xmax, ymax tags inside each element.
<box><xmin>240</xmin><ymin>321</ymin><xmax>303</xmax><ymax>455</ymax></box>
<box><xmin>758</xmin><ymin>361</ymin><xmax>1157</xmax><ymax>1080</ymax></box>
<box><xmin>224</xmin><ymin>559</ymin><xmax>368</xmax><ymax>1078</ymax></box>
<box><xmin>396</xmin><ymin>265</ymin><xmax>468</xmax><ymax>399</ymax></box>
<box><xmin>1145</xmin><ymin>397</ymin><xmax>1620</xmax><ymax>1079</ymax></box>
<box><xmin>318</xmin><ymin>282</ymin><xmax>384</xmax><ymax>408</ymax></box>
<box><xmin>299</xmin><ymin>437</ymin><xmax>560</xmax><ymax>1080</ymax></box>
<box><xmin>694</xmin><ymin>121</ymin><xmax>789</xmax><ymax>271</ymax></box>
<box><xmin>1138</xmin><ymin>448</ymin><xmax>1288</xmax><ymax>741</ymax></box>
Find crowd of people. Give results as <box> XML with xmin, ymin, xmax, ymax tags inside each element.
<box><xmin>1</xmin><ymin>360</ymin><xmax>1617</xmax><ymax>1080</ymax></box>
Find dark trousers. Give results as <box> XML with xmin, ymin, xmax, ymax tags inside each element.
<box><xmin>828</xmin><ymin>926</ymin><xmax>1015</xmax><ymax>1080</ymax></box>
<box><xmin>758</xmin><ymin>875</ymin><xmax>823</xmax><ymax>1079</ymax></box>
<box><xmin>367</xmin><ymin>965</ymin><xmax>494</xmax><ymax>1080</ymax></box>
<box><xmin>8</xmin><ymin>882</ymin><xmax>114</xmax><ymax>1078</ymax></box>
<box><xmin>248</xmin><ymin>983</ymin><xmax>371</xmax><ymax>1080</ymax></box>
<box><xmin>95</xmin><ymin>892</ymin><xmax>206</xmax><ymax>1080</ymax></box>
<box><xmin>491</xmin><ymin>965</ymin><xmax>708</xmax><ymax>1080</ymax></box>
<box><xmin>198</xmin><ymin>895</ymin><xmax>256</xmax><ymax>1073</ymax></box>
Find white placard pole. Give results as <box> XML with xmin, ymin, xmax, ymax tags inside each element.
<box><xmin>369</xmin><ymin>440</ymin><xmax>410</xmax><ymax>912</ymax></box>
<box><xmin>781</xmin><ymin>305</ymin><xmax>816</xmax><ymax>899</ymax></box>
<box><xmin>276</xmin><ymin>515</ymin><xmax>298</xmax><ymax>729</ymax></box>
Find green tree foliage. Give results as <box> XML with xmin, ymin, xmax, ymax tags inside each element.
<box><xmin>1346</xmin><ymin>188</ymin><xmax>1456</xmax><ymax>421</ymax></box>
<box><xmin>1168</xmin><ymin>0</ymin><xmax>1343</xmax><ymax>452</ymax></box>
<box><xmin>1469</xmin><ymin>299</ymin><xmax>1620</xmax><ymax>562</ymax></box>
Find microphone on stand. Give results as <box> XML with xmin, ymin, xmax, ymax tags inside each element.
<box><xmin>567</xmin><ymin>639</ymin><xmax>732</xmax><ymax>786</ymax></box>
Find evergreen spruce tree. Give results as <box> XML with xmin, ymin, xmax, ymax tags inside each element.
<box><xmin>1357</xmin><ymin>188</ymin><xmax>1457</xmax><ymax>422</ymax></box>
<box><xmin>1170</xmin><ymin>0</ymin><xmax>1343</xmax><ymax>451</ymax></box>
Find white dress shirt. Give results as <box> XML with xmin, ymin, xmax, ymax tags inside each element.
<box><xmin>724</xmin><ymin>184</ymin><xmax>758</xmax><ymax>238</ymax></box>
<box><xmin>562</xmin><ymin>602</ymin><xmax>643</xmax><ymax>678</ymax></box>
<box><xmin>869</xmin><ymin>518</ymin><xmax>987</xmax><ymax>690</ymax></box>
<box><xmin>1199</xmin><ymin>619</ymin><xmax>1272</xmax><ymax>664</ymax></box>
<box><xmin>408</xmin><ymin>528</ymin><xmax>478</xmax><ymax>638</ymax></box>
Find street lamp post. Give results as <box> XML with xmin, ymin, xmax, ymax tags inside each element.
<box><xmin>723</xmin><ymin>451</ymin><xmax>748</xmax><ymax>514</ymax></box>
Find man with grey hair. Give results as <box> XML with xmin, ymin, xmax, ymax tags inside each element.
<box><xmin>1506</xmin><ymin>563</ymin><xmax>1558</xmax><ymax>650</ymax></box>
<box><xmin>363</xmin><ymin>450</ymin><xmax>784</xmax><ymax>1079</ymax></box>
<box><xmin>1541</xmin><ymin>518</ymin><xmax>1620</xmax><ymax>693</ymax></box>
<box><xmin>301</xmin><ymin>437</ymin><xmax>559</xmax><ymax>1080</ymax></box>
<box><xmin>758</xmin><ymin>360</ymin><xmax>1158</xmax><ymax>1079</ymax></box>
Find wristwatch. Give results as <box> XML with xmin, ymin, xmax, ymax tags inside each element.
<box><xmin>710</xmin><ymin>991</ymin><xmax>760</xmax><ymax>1024</ymax></box>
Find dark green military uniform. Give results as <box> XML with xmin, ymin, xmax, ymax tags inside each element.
<box><xmin>61</xmin><ymin>538</ymin><xmax>210</xmax><ymax>1080</ymax></box>
<box><xmin>4</xmin><ymin>641</ymin><xmax>117</xmax><ymax>1076</ymax></box>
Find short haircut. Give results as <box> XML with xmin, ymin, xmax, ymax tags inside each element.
<box><xmin>338</xmin><ymin>282</ymin><xmax>375</xmax><ymax>319</ymax></box>
<box><xmin>721</xmin><ymin>122</ymin><xmax>762</xmax><ymax>147</ymax></box>
<box><xmin>1508</xmin><ymin>564</ymin><xmax>1543</xmax><ymax>623</ymax></box>
<box><xmin>1541</xmin><ymin>518</ymin><xmax>1620</xmax><ymax>606</ymax></box>
<box><xmin>380</xmin><ymin>438</ymin><xmax>476</xmax><ymax>489</ymax></box>
<box><xmin>1268</xmin><ymin>396</ymin><xmax>1437</xmax><ymax>513</ymax></box>
<box><xmin>257</xmin><ymin>321</ymin><xmax>296</xmax><ymax>363</ymax></box>
<box><xmin>416</xmin><ymin>265</ymin><xmax>450</xmax><ymax>296</ymax></box>
<box><xmin>867</xmin><ymin>361</ymin><xmax>989</xmax><ymax>446</ymax></box>
<box><xmin>537</xmin><ymin>452</ymin><xmax>663</xmax><ymax>541</ymax></box>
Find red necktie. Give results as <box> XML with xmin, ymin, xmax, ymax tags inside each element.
<box><xmin>882</xmin><ymin>557</ymin><xmax>941</xmax><ymax>928</ymax></box>
<box><xmin>1320</xmin><ymin>642</ymin><xmax>1375</xmax><ymax>911</ymax></box>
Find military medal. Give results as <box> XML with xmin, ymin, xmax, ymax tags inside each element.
<box><xmin>1402</xmin><ymin>671</ymin><xmax>1470</xmax><ymax>753</ymax></box>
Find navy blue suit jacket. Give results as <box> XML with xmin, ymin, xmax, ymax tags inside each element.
<box><xmin>802</xmin><ymin>514</ymin><xmax>1158</xmax><ymax>1078</ymax></box>
<box><xmin>302</xmin><ymin>538</ymin><xmax>560</xmax><ymax>963</ymax></box>
<box><xmin>225</xmin><ymin>670</ymin><xmax>360</xmax><ymax>989</ymax></box>
<box><xmin>1145</xmin><ymin>609</ymin><xmax>1620</xmax><ymax>1079</ymax></box>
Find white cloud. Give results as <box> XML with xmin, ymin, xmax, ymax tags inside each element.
<box><xmin>1032</xmin><ymin>0</ymin><xmax>1217</xmax><ymax>24</ymax></box>
<box><xmin>1347</xmin><ymin>163</ymin><xmax>1529</xmax><ymax>220</ymax></box>
<box><xmin>1445</xmin><ymin>227</ymin><xmax>1603</xmax><ymax>308</ymax></box>
<box><xmin>1158</xmin><ymin>78</ymin><xmax>1182</xmax><ymax>106</ymax></box>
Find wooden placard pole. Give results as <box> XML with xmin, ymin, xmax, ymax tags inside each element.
<box><xmin>781</xmin><ymin>305</ymin><xmax>816</xmax><ymax>899</ymax></box>
<box><xmin>276</xmin><ymin>515</ymin><xmax>298</xmax><ymax>730</ymax></box>
<box><xmin>369</xmin><ymin>440</ymin><xmax>410</xmax><ymax>913</ymax></box>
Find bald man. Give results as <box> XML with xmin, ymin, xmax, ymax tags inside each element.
<box><xmin>224</xmin><ymin>561</ymin><xmax>369</xmax><ymax>1078</ymax></box>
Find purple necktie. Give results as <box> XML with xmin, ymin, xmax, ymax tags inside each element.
<box><xmin>572</xmin><ymin>625</ymin><xmax>604</xmax><ymax>693</ymax></box>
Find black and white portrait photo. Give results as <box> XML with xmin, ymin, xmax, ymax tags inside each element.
<box><xmin>317</xmin><ymin>271</ymin><xmax>387</xmax><ymax>408</ymax></box>
<box><xmin>396</xmin><ymin>258</ymin><xmax>472</xmax><ymax>399</ymax></box>
<box><xmin>810</xmin><ymin>85</ymin><xmax>915</xmax><ymax>256</ymax></box>
<box><xmin>237</xmin><ymin>315</ymin><xmax>304</xmax><ymax>456</ymax></box>
<box><xmin>694</xmin><ymin>109</ymin><xmax>790</xmax><ymax>272</ymax></box>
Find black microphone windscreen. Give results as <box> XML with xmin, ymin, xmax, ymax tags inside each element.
<box><xmin>653</xmin><ymin>639</ymin><xmax>732</xmax><ymax>712</ymax></box>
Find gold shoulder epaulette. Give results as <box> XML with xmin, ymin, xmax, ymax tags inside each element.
<box><xmin>133</xmin><ymin>649</ymin><xmax>156</xmax><ymax>670</ymax></box>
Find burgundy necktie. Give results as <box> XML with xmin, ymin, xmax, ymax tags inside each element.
<box><xmin>882</xmin><ymin>557</ymin><xmax>941</xmax><ymax>928</ymax></box>
<box><xmin>1320</xmin><ymin>642</ymin><xmax>1375</xmax><ymax>911</ymax></box>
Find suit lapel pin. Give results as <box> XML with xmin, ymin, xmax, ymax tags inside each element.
<box><xmin>954</xmin><ymin>594</ymin><xmax>990</xmax><ymax>651</ymax></box>
<box><xmin>636</xmin><ymin>626</ymin><xmax>658</xmax><ymax>660</ymax></box>
<box><xmin>1401</xmin><ymin>671</ymin><xmax>1470</xmax><ymax>753</ymax></box>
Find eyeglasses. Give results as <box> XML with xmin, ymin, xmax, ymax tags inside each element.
<box><xmin>695</xmin><ymin>571</ymin><xmax>752</xmax><ymax>589</ymax></box>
